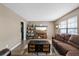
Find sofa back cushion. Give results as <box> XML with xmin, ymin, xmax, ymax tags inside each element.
<box><xmin>55</xmin><ymin>33</ymin><xmax>71</xmax><ymax>42</ymax></box>
<box><xmin>64</xmin><ymin>34</ymin><xmax>71</xmax><ymax>41</ymax></box>
<box><xmin>55</xmin><ymin>34</ymin><xmax>64</xmax><ymax>41</ymax></box>
<box><xmin>68</xmin><ymin>35</ymin><xmax>79</xmax><ymax>49</ymax></box>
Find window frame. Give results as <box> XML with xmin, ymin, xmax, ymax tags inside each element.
<box><xmin>58</xmin><ymin>16</ymin><xmax>77</xmax><ymax>34</ymax></box>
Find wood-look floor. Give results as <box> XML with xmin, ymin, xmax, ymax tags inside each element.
<box><xmin>11</xmin><ymin>40</ymin><xmax>60</xmax><ymax>56</ymax></box>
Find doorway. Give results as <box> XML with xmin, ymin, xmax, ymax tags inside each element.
<box><xmin>21</xmin><ymin>22</ymin><xmax>24</xmax><ymax>42</ymax></box>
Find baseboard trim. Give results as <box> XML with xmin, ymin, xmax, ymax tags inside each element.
<box><xmin>10</xmin><ymin>42</ymin><xmax>21</xmax><ymax>51</ymax></box>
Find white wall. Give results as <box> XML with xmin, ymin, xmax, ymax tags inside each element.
<box><xmin>0</xmin><ymin>4</ymin><xmax>27</xmax><ymax>50</ymax></box>
<box><xmin>28</xmin><ymin>21</ymin><xmax>55</xmax><ymax>39</ymax></box>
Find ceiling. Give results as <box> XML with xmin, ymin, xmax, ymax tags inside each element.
<box><xmin>3</xmin><ymin>3</ymin><xmax>79</xmax><ymax>21</ymax></box>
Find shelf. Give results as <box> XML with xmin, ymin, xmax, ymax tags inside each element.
<box><xmin>26</xmin><ymin>24</ymin><xmax>47</xmax><ymax>39</ymax></box>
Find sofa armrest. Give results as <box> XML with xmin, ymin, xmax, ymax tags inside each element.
<box><xmin>0</xmin><ymin>48</ymin><xmax>11</xmax><ymax>56</ymax></box>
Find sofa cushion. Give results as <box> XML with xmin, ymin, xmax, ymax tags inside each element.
<box><xmin>55</xmin><ymin>34</ymin><xmax>64</xmax><ymax>41</ymax></box>
<box><xmin>53</xmin><ymin>39</ymin><xmax>68</xmax><ymax>55</ymax></box>
<box><xmin>53</xmin><ymin>39</ymin><xmax>78</xmax><ymax>55</ymax></box>
<box><xmin>66</xmin><ymin>50</ymin><xmax>79</xmax><ymax>56</ymax></box>
<box><xmin>64</xmin><ymin>34</ymin><xmax>71</xmax><ymax>41</ymax></box>
<box><xmin>55</xmin><ymin>34</ymin><xmax>71</xmax><ymax>42</ymax></box>
<box><xmin>68</xmin><ymin>35</ymin><xmax>79</xmax><ymax>48</ymax></box>
<box><xmin>60</xmin><ymin>34</ymin><xmax>71</xmax><ymax>41</ymax></box>
<box><xmin>54</xmin><ymin>39</ymin><xmax>78</xmax><ymax>51</ymax></box>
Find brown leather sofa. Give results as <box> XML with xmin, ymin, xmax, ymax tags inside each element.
<box><xmin>52</xmin><ymin>33</ymin><xmax>79</xmax><ymax>56</ymax></box>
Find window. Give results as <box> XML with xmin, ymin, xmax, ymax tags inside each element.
<box><xmin>68</xmin><ymin>16</ymin><xmax>77</xmax><ymax>34</ymax></box>
<box><xmin>59</xmin><ymin>16</ymin><xmax>77</xmax><ymax>34</ymax></box>
<box><xmin>59</xmin><ymin>20</ymin><xmax>67</xmax><ymax>33</ymax></box>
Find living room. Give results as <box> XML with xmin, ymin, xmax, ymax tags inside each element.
<box><xmin>0</xmin><ymin>3</ymin><xmax>79</xmax><ymax>56</ymax></box>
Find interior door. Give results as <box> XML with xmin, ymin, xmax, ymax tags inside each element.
<box><xmin>21</xmin><ymin>22</ymin><xmax>24</xmax><ymax>41</ymax></box>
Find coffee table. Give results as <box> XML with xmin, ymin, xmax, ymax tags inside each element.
<box><xmin>23</xmin><ymin>39</ymin><xmax>60</xmax><ymax>56</ymax></box>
